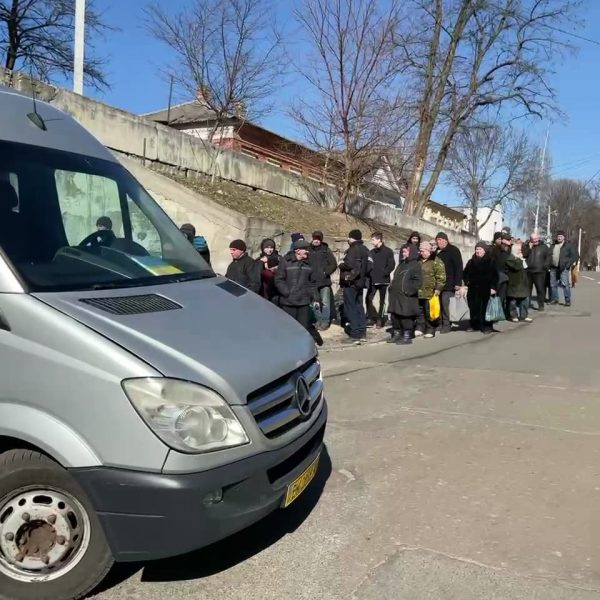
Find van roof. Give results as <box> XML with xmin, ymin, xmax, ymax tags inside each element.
<box><xmin>0</xmin><ymin>85</ymin><xmax>118</xmax><ymax>163</ymax></box>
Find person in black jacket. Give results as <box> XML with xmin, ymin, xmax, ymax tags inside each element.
<box><xmin>435</xmin><ymin>232</ymin><xmax>463</xmax><ymax>333</ymax></box>
<box><xmin>463</xmin><ymin>242</ymin><xmax>499</xmax><ymax>333</ymax></box>
<box><xmin>406</xmin><ymin>231</ymin><xmax>421</xmax><ymax>261</ymax></box>
<box><xmin>180</xmin><ymin>222</ymin><xmax>211</xmax><ymax>265</ymax></box>
<box><xmin>366</xmin><ymin>232</ymin><xmax>395</xmax><ymax>328</ymax></box>
<box><xmin>522</xmin><ymin>232</ymin><xmax>551</xmax><ymax>311</ymax></box>
<box><xmin>275</xmin><ymin>240</ymin><xmax>322</xmax><ymax>346</ymax></box>
<box><xmin>256</xmin><ymin>238</ymin><xmax>280</xmax><ymax>302</ymax></box>
<box><xmin>489</xmin><ymin>231</ymin><xmax>512</xmax><ymax>317</ymax></box>
<box><xmin>225</xmin><ymin>239</ymin><xmax>261</xmax><ymax>293</ymax></box>
<box><xmin>549</xmin><ymin>230</ymin><xmax>579</xmax><ymax>307</ymax></box>
<box><xmin>339</xmin><ymin>229</ymin><xmax>369</xmax><ymax>342</ymax></box>
<box><xmin>308</xmin><ymin>230</ymin><xmax>337</xmax><ymax>330</ymax></box>
<box><xmin>388</xmin><ymin>244</ymin><xmax>422</xmax><ymax>345</ymax></box>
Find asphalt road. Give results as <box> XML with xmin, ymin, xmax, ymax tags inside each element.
<box><xmin>93</xmin><ymin>273</ymin><xmax>600</xmax><ymax>600</ymax></box>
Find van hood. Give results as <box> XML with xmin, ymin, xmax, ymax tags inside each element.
<box><xmin>34</xmin><ymin>277</ymin><xmax>315</xmax><ymax>404</ymax></box>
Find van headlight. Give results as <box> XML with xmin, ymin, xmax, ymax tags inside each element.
<box><xmin>122</xmin><ymin>378</ymin><xmax>249</xmax><ymax>453</ymax></box>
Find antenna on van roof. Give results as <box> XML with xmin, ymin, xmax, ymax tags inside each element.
<box><xmin>26</xmin><ymin>69</ymin><xmax>47</xmax><ymax>131</ymax></box>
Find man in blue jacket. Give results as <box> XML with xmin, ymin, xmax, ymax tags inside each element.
<box><xmin>339</xmin><ymin>229</ymin><xmax>369</xmax><ymax>343</ymax></box>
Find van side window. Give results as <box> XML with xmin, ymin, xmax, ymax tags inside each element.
<box><xmin>55</xmin><ymin>171</ymin><xmax>123</xmax><ymax>245</ymax></box>
<box><xmin>126</xmin><ymin>194</ymin><xmax>162</xmax><ymax>257</ymax></box>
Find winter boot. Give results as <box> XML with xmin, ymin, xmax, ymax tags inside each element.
<box><xmin>386</xmin><ymin>330</ymin><xmax>400</xmax><ymax>343</ymax></box>
<box><xmin>396</xmin><ymin>331</ymin><xmax>413</xmax><ymax>345</ymax></box>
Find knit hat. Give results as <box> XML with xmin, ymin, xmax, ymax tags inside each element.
<box><xmin>293</xmin><ymin>239</ymin><xmax>311</xmax><ymax>250</ymax></box>
<box><xmin>555</xmin><ymin>229</ymin><xmax>566</xmax><ymax>237</ymax></box>
<box><xmin>261</xmin><ymin>238</ymin><xmax>276</xmax><ymax>251</ymax></box>
<box><xmin>435</xmin><ymin>231</ymin><xmax>448</xmax><ymax>241</ymax></box>
<box><xmin>493</xmin><ymin>231</ymin><xmax>502</xmax><ymax>242</ymax></box>
<box><xmin>229</xmin><ymin>239</ymin><xmax>247</xmax><ymax>252</ymax></box>
<box><xmin>348</xmin><ymin>229</ymin><xmax>362</xmax><ymax>241</ymax></box>
<box><xmin>501</xmin><ymin>232</ymin><xmax>512</xmax><ymax>241</ymax></box>
<box><xmin>291</xmin><ymin>232</ymin><xmax>304</xmax><ymax>243</ymax></box>
<box><xmin>476</xmin><ymin>241</ymin><xmax>488</xmax><ymax>251</ymax></box>
<box><xmin>312</xmin><ymin>230</ymin><xmax>324</xmax><ymax>241</ymax></box>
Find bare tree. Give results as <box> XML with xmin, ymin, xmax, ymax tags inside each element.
<box><xmin>0</xmin><ymin>0</ymin><xmax>110</xmax><ymax>89</ymax></box>
<box><xmin>546</xmin><ymin>178</ymin><xmax>600</xmax><ymax>263</ymax></box>
<box><xmin>146</xmin><ymin>0</ymin><xmax>285</xmax><ymax>182</ymax></box>
<box><xmin>447</xmin><ymin>123</ymin><xmax>539</xmax><ymax>236</ymax></box>
<box><xmin>398</xmin><ymin>0</ymin><xmax>582</xmax><ymax>217</ymax></box>
<box><xmin>292</xmin><ymin>0</ymin><xmax>409</xmax><ymax>213</ymax></box>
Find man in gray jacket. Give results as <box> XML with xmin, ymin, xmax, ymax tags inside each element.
<box><xmin>549</xmin><ymin>230</ymin><xmax>579</xmax><ymax>307</ymax></box>
<box><xmin>522</xmin><ymin>232</ymin><xmax>551</xmax><ymax>311</ymax></box>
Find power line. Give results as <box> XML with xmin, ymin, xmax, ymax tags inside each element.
<box><xmin>584</xmin><ymin>166</ymin><xmax>600</xmax><ymax>187</ymax></box>
<box><xmin>544</xmin><ymin>24</ymin><xmax>600</xmax><ymax>47</ymax></box>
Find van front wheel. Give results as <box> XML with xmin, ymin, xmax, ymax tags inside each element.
<box><xmin>0</xmin><ymin>449</ymin><xmax>114</xmax><ymax>600</ymax></box>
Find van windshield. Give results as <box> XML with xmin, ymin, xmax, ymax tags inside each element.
<box><xmin>0</xmin><ymin>141</ymin><xmax>214</xmax><ymax>292</ymax></box>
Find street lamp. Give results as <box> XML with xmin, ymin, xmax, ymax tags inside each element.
<box><xmin>73</xmin><ymin>0</ymin><xmax>85</xmax><ymax>95</ymax></box>
<box><xmin>547</xmin><ymin>209</ymin><xmax>558</xmax><ymax>243</ymax></box>
<box><xmin>577</xmin><ymin>226</ymin><xmax>584</xmax><ymax>269</ymax></box>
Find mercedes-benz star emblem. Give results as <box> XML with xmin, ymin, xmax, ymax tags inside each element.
<box><xmin>294</xmin><ymin>376</ymin><xmax>312</xmax><ymax>418</ymax></box>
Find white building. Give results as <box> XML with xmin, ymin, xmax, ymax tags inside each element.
<box><xmin>458</xmin><ymin>206</ymin><xmax>503</xmax><ymax>242</ymax></box>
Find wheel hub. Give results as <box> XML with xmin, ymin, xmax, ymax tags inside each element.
<box><xmin>17</xmin><ymin>520</ymin><xmax>57</xmax><ymax>561</ymax></box>
<box><xmin>0</xmin><ymin>489</ymin><xmax>90</xmax><ymax>582</ymax></box>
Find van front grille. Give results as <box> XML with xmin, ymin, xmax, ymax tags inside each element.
<box><xmin>80</xmin><ymin>294</ymin><xmax>182</xmax><ymax>315</ymax></box>
<box><xmin>247</xmin><ymin>358</ymin><xmax>323</xmax><ymax>439</ymax></box>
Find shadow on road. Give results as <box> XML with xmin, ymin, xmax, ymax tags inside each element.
<box><xmin>93</xmin><ymin>446</ymin><xmax>332</xmax><ymax>594</ymax></box>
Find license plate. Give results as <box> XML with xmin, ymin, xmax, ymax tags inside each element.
<box><xmin>283</xmin><ymin>454</ymin><xmax>320</xmax><ymax>508</ymax></box>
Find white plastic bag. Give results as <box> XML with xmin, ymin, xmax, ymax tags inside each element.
<box><xmin>449</xmin><ymin>295</ymin><xmax>470</xmax><ymax>322</ymax></box>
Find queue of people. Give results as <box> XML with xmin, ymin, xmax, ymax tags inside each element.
<box><xmin>180</xmin><ymin>222</ymin><xmax>579</xmax><ymax>347</ymax></box>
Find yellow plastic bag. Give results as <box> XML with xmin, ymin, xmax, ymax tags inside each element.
<box><xmin>429</xmin><ymin>294</ymin><xmax>441</xmax><ymax>320</ymax></box>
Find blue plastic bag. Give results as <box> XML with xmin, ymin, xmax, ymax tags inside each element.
<box><xmin>485</xmin><ymin>295</ymin><xmax>505</xmax><ymax>323</ymax></box>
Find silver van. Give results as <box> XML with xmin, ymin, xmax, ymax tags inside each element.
<box><xmin>0</xmin><ymin>86</ymin><xmax>326</xmax><ymax>600</ymax></box>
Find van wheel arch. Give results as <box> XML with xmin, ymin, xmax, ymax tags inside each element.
<box><xmin>0</xmin><ymin>436</ymin><xmax>55</xmax><ymax>462</ymax></box>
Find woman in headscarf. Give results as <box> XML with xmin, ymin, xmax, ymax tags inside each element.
<box><xmin>463</xmin><ymin>242</ymin><xmax>499</xmax><ymax>333</ymax></box>
<box><xmin>256</xmin><ymin>238</ymin><xmax>280</xmax><ymax>301</ymax></box>
<box><xmin>406</xmin><ymin>231</ymin><xmax>421</xmax><ymax>260</ymax></box>
<box><xmin>388</xmin><ymin>244</ymin><xmax>422</xmax><ymax>344</ymax></box>
<box><xmin>416</xmin><ymin>241</ymin><xmax>446</xmax><ymax>338</ymax></box>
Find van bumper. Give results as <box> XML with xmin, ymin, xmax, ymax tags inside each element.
<box><xmin>71</xmin><ymin>402</ymin><xmax>327</xmax><ymax>562</ymax></box>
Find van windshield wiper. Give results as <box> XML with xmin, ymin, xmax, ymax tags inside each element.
<box><xmin>88</xmin><ymin>271</ymin><xmax>215</xmax><ymax>291</ymax></box>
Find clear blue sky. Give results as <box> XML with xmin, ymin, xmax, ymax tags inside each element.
<box><xmin>85</xmin><ymin>0</ymin><xmax>600</xmax><ymax>212</ymax></box>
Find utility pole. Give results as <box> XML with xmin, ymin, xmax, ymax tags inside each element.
<box><xmin>534</xmin><ymin>125</ymin><xmax>550</xmax><ymax>234</ymax></box>
<box><xmin>74</xmin><ymin>0</ymin><xmax>85</xmax><ymax>95</ymax></box>
<box><xmin>578</xmin><ymin>227</ymin><xmax>583</xmax><ymax>269</ymax></box>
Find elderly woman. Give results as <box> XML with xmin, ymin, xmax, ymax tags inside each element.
<box><xmin>463</xmin><ymin>242</ymin><xmax>499</xmax><ymax>333</ymax></box>
<box><xmin>416</xmin><ymin>241</ymin><xmax>446</xmax><ymax>338</ymax></box>
<box><xmin>388</xmin><ymin>244</ymin><xmax>422</xmax><ymax>344</ymax></box>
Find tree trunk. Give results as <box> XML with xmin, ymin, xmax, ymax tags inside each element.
<box><xmin>335</xmin><ymin>188</ymin><xmax>348</xmax><ymax>213</ymax></box>
<box><xmin>405</xmin><ymin>152</ymin><xmax>427</xmax><ymax>215</ymax></box>
<box><xmin>5</xmin><ymin>0</ymin><xmax>19</xmax><ymax>70</ymax></box>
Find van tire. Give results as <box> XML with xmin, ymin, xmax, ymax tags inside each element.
<box><xmin>0</xmin><ymin>449</ymin><xmax>114</xmax><ymax>600</ymax></box>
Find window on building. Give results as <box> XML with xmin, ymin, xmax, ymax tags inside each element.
<box><xmin>241</xmin><ymin>149</ymin><xmax>258</xmax><ymax>159</ymax></box>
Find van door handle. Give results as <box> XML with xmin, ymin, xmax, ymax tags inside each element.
<box><xmin>0</xmin><ymin>309</ymin><xmax>11</xmax><ymax>332</ymax></box>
